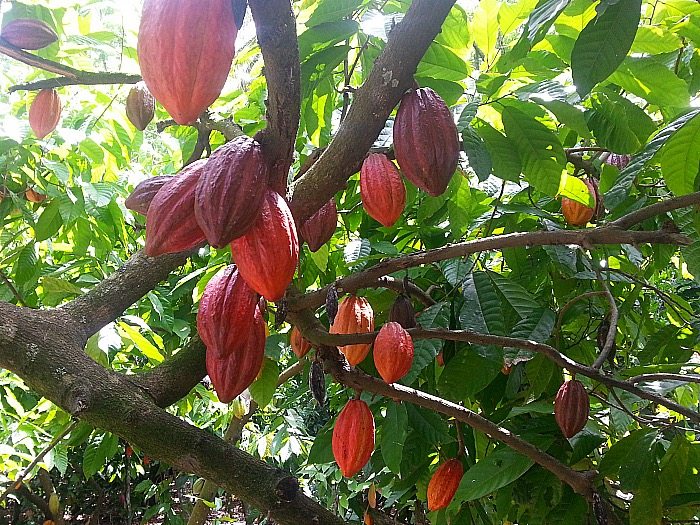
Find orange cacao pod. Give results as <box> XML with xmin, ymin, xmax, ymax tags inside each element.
<box><xmin>389</xmin><ymin>293</ymin><xmax>416</xmax><ymax>329</ymax></box>
<box><xmin>427</xmin><ymin>458</ymin><xmax>464</xmax><ymax>511</ymax></box>
<box><xmin>137</xmin><ymin>0</ymin><xmax>237</xmax><ymax>124</ymax></box>
<box><xmin>393</xmin><ymin>87</ymin><xmax>459</xmax><ymax>197</ymax></box>
<box><xmin>332</xmin><ymin>399</ymin><xmax>375</xmax><ymax>477</ymax></box>
<box><xmin>299</xmin><ymin>198</ymin><xmax>337</xmax><ymax>252</ymax></box>
<box><xmin>368</xmin><ymin>483</ymin><xmax>377</xmax><ymax>508</ymax></box>
<box><xmin>436</xmin><ymin>351</ymin><xmax>445</xmax><ymax>367</ymax></box>
<box><xmin>554</xmin><ymin>379</ymin><xmax>589</xmax><ymax>438</ymax></box>
<box><xmin>329</xmin><ymin>295</ymin><xmax>374</xmax><ymax>366</ymax></box>
<box><xmin>373</xmin><ymin>322</ymin><xmax>414</xmax><ymax>384</ymax></box>
<box><xmin>360</xmin><ymin>153</ymin><xmax>406</xmax><ymax>227</ymax></box>
<box><xmin>230</xmin><ymin>190</ymin><xmax>299</xmax><ymax>302</ymax></box>
<box><xmin>290</xmin><ymin>326</ymin><xmax>312</xmax><ymax>359</ymax></box>
<box><xmin>29</xmin><ymin>89</ymin><xmax>61</xmax><ymax>139</ymax></box>
<box><xmin>145</xmin><ymin>159</ymin><xmax>207</xmax><ymax>256</ymax></box>
<box><xmin>125</xmin><ymin>176</ymin><xmax>171</xmax><ymax>215</ymax></box>
<box><xmin>2</xmin><ymin>18</ymin><xmax>57</xmax><ymax>50</ymax></box>
<box><xmin>195</xmin><ymin>136</ymin><xmax>269</xmax><ymax>247</ymax></box>
<box><xmin>126</xmin><ymin>82</ymin><xmax>155</xmax><ymax>131</ymax></box>
<box><xmin>364</xmin><ymin>512</ymin><xmax>373</xmax><ymax>525</ymax></box>
<box><xmin>561</xmin><ymin>179</ymin><xmax>597</xmax><ymax>226</ymax></box>
<box><xmin>25</xmin><ymin>188</ymin><xmax>46</xmax><ymax>203</ymax></box>
<box><xmin>43</xmin><ymin>521</ymin><xmax>55</xmax><ymax>525</ymax></box>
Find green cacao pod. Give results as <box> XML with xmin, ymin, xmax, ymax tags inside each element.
<box><xmin>125</xmin><ymin>82</ymin><xmax>155</xmax><ymax>131</ymax></box>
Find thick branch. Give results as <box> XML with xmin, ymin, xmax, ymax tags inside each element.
<box><xmin>610</xmin><ymin>191</ymin><xmax>700</xmax><ymax>230</ymax></box>
<box><xmin>0</xmin><ymin>38</ymin><xmax>80</xmax><ymax>79</ymax></box>
<box><xmin>9</xmin><ymin>72</ymin><xmax>141</xmax><ymax>93</ymax></box>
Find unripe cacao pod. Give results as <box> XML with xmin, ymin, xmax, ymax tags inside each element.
<box><xmin>389</xmin><ymin>293</ymin><xmax>416</xmax><ymax>329</ymax></box>
<box><xmin>197</xmin><ymin>265</ymin><xmax>259</xmax><ymax>358</ymax></box>
<box><xmin>427</xmin><ymin>458</ymin><xmax>464</xmax><ymax>511</ymax></box>
<box><xmin>329</xmin><ymin>295</ymin><xmax>374</xmax><ymax>366</ymax></box>
<box><xmin>1</xmin><ymin>18</ymin><xmax>57</xmax><ymax>50</ymax></box>
<box><xmin>605</xmin><ymin>153</ymin><xmax>631</xmax><ymax>170</ymax></box>
<box><xmin>125</xmin><ymin>175</ymin><xmax>171</xmax><ymax>215</ymax></box>
<box><xmin>48</xmin><ymin>492</ymin><xmax>60</xmax><ymax>516</ymax></box>
<box><xmin>145</xmin><ymin>159</ymin><xmax>207</xmax><ymax>256</ymax></box>
<box><xmin>195</xmin><ymin>136</ymin><xmax>269</xmax><ymax>247</ymax></box>
<box><xmin>332</xmin><ymin>399</ymin><xmax>375</xmax><ymax>477</ymax></box>
<box><xmin>360</xmin><ymin>153</ymin><xmax>406</xmax><ymax>227</ymax></box>
<box><xmin>137</xmin><ymin>0</ymin><xmax>237</xmax><ymax>125</ymax></box>
<box><xmin>554</xmin><ymin>379</ymin><xmax>589</xmax><ymax>438</ymax></box>
<box><xmin>29</xmin><ymin>89</ymin><xmax>61</xmax><ymax>139</ymax></box>
<box><xmin>393</xmin><ymin>87</ymin><xmax>459</xmax><ymax>197</ymax></box>
<box><xmin>230</xmin><ymin>190</ymin><xmax>299</xmax><ymax>302</ymax></box>
<box><xmin>290</xmin><ymin>326</ymin><xmax>312</xmax><ymax>359</ymax></box>
<box><xmin>561</xmin><ymin>179</ymin><xmax>597</xmax><ymax>227</ymax></box>
<box><xmin>25</xmin><ymin>188</ymin><xmax>46</xmax><ymax>203</ymax></box>
<box><xmin>373</xmin><ymin>322</ymin><xmax>414</xmax><ymax>384</ymax></box>
<box><xmin>300</xmin><ymin>198</ymin><xmax>337</xmax><ymax>252</ymax></box>
<box><xmin>126</xmin><ymin>82</ymin><xmax>155</xmax><ymax>131</ymax></box>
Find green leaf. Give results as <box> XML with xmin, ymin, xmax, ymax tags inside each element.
<box><xmin>607</xmin><ymin>57</ymin><xmax>690</xmax><ymax>108</ymax></box>
<box><xmin>586</xmin><ymin>90</ymin><xmax>656</xmax><ymax>154</ymax></box>
<box><xmin>472</xmin><ymin>0</ymin><xmax>500</xmax><ymax>63</ymax></box>
<box><xmin>438</xmin><ymin>348</ymin><xmax>503</xmax><ymax>401</ymax></box>
<box><xmin>117</xmin><ymin>322</ymin><xmax>164</xmax><ymax>363</ymax></box>
<box><xmin>460</xmin><ymin>271</ymin><xmax>505</xmax><ymax>335</ymax></box>
<box><xmin>298</xmin><ymin>20</ymin><xmax>359</xmax><ymax>61</ymax></box>
<box><xmin>660</xmin><ymin>112</ymin><xmax>700</xmax><ymax>195</ymax></box>
<box><xmin>629</xmin><ymin>470</ymin><xmax>663</xmax><ymax>525</ymax></box>
<box><xmin>307</xmin><ymin>422</ymin><xmax>334</xmax><ymax>464</ymax></box>
<box><xmin>405</xmin><ymin>404</ymin><xmax>452</xmax><ymax>445</ymax></box>
<box><xmin>488</xmin><ymin>272</ymin><xmax>540</xmax><ymax>317</ymax></box>
<box><xmin>631</xmin><ymin>25</ymin><xmax>682</xmax><ymax>54</ymax></box>
<box><xmin>249</xmin><ymin>358</ymin><xmax>279</xmax><ymax>409</ymax></box>
<box><xmin>34</xmin><ymin>200</ymin><xmax>63</xmax><ymax>241</ymax></box>
<box><xmin>475</xmin><ymin>120</ymin><xmax>522</xmax><ymax>182</ymax></box>
<box><xmin>307</xmin><ymin>0</ymin><xmax>363</xmax><ymax>26</ymax></box>
<box><xmin>462</xmin><ymin>127</ymin><xmax>493</xmax><ymax>181</ymax></box>
<box><xmin>416</xmin><ymin>42</ymin><xmax>470</xmax><ymax>82</ymax></box>
<box><xmin>381</xmin><ymin>403</ymin><xmax>408</xmax><ymax>473</ymax></box>
<box><xmin>522</xmin><ymin>0</ymin><xmax>571</xmax><ymax>45</ymax></box>
<box><xmin>599</xmin><ymin>429</ymin><xmax>657</xmax><ymax>491</ymax></box>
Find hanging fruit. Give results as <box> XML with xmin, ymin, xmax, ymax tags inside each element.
<box><xmin>360</xmin><ymin>153</ymin><xmax>406</xmax><ymax>227</ymax></box>
<box><xmin>1</xmin><ymin>18</ymin><xmax>57</xmax><ymax>50</ymax></box>
<box><xmin>125</xmin><ymin>176</ymin><xmax>171</xmax><ymax>215</ymax></box>
<box><xmin>29</xmin><ymin>89</ymin><xmax>61</xmax><ymax>139</ymax></box>
<box><xmin>125</xmin><ymin>82</ymin><xmax>155</xmax><ymax>131</ymax></box>
<box><xmin>389</xmin><ymin>293</ymin><xmax>416</xmax><ymax>329</ymax></box>
<box><xmin>332</xmin><ymin>399</ymin><xmax>375</xmax><ymax>477</ymax></box>
<box><xmin>554</xmin><ymin>379</ymin><xmax>589</xmax><ymax>438</ymax></box>
<box><xmin>290</xmin><ymin>326</ymin><xmax>312</xmax><ymax>359</ymax></box>
<box><xmin>373</xmin><ymin>322</ymin><xmax>414</xmax><ymax>384</ymax></box>
<box><xmin>299</xmin><ymin>198</ymin><xmax>337</xmax><ymax>252</ymax></box>
<box><xmin>561</xmin><ymin>179</ymin><xmax>597</xmax><ymax>226</ymax></box>
<box><xmin>427</xmin><ymin>458</ymin><xmax>464</xmax><ymax>511</ymax></box>
<box><xmin>329</xmin><ymin>295</ymin><xmax>375</xmax><ymax>366</ymax></box>
<box><xmin>25</xmin><ymin>188</ymin><xmax>46</xmax><ymax>203</ymax></box>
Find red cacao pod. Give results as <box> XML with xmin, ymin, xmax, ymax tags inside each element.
<box><xmin>1</xmin><ymin>18</ymin><xmax>57</xmax><ymax>50</ymax></box>
<box><xmin>125</xmin><ymin>175</ymin><xmax>171</xmax><ymax>215</ymax></box>
<box><xmin>389</xmin><ymin>294</ymin><xmax>416</xmax><ymax>329</ymax></box>
<box><xmin>436</xmin><ymin>351</ymin><xmax>445</xmax><ymax>367</ymax></box>
<box><xmin>137</xmin><ymin>0</ymin><xmax>237</xmax><ymax>125</ymax></box>
<box><xmin>125</xmin><ymin>446</ymin><xmax>133</xmax><ymax>458</ymax></box>
<box><xmin>290</xmin><ymin>326</ymin><xmax>312</xmax><ymax>359</ymax></box>
<box><xmin>197</xmin><ymin>265</ymin><xmax>259</xmax><ymax>358</ymax></box>
<box><xmin>329</xmin><ymin>295</ymin><xmax>375</xmax><ymax>366</ymax></box>
<box><xmin>554</xmin><ymin>379</ymin><xmax>589</xmax><ymax>438</ymax></box>
<box><xmin>360</xmin><ymin>153</ymin><xmax>406</xmax><ymax>227</ymax></box>
<box><xmin>195</xmin><ymin>136</ymin><xmax>269</xmax><ymax>247</ymax></box>
<box><xmin>230</xmin><ymin>190</ymin><xmax>299</xmax><ymax>302</ymax></box>
<box><xmin>393</xmin><ymin>87</ymin><xmax>459</xmax><ymax>197</ymax></box>
<box><xmin>300</xmin><ymin>198</ymin><xmax>337</xmax><ymax>252</ymax></box>
<box><xmin>25</xmin><ymin>188</ymin><xmax>46</xmax><ymax>203</ymax></box>
<box><xmin>145</xmin><ymin>159</ymin><xmax>207</xmax><ymax>256</ymax></box>
<box><xmin>561</xmin><ymin>179</ymin><xmax>597</xmax><ymax>227</ymax></box>
<box><xmin>126</xmin><ymin>82</ymin><xmax>155</xmax><ymax>131</ymax></box>
<box><xmin>332</xmin><ymin>399</ymin><xmax>375</xmax><ymax>477</ymax></box>
<box><xmin>427</xmin><ymin>458</ymin><xmax>464</xmax><ymax>511</ymax></box>
<box><xmin>373</xmin><ymin>322</ymin><xmax>414</xmax><ymax>384</ymax></box>
<box><xmin>29</xmin><ymin>89</ymin><xmax>61</xmax><ymax>139</ymax></box>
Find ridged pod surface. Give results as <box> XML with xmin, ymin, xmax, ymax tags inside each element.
<box><xmin>360</xmin><ymin>153</ymin><xmax>406</xmax><ymax>227</ymax></box>
<box><xmin>126</xmin><ymin>82</ymin><xmax>155</xmax><ymax>131</ymax></box>
<box><xmin>300</xmin><ymin>198</ymin><xmax>337</xmax><ymax>252</ymax></box>
<box><xmin>125</xmin><ymin>176</ymin><xmax>171</xmax><ymax>215</ymax></box>
<box><xmin>230</xmin><ymin>190</ymin><xmax>299</xmax><ymax>302</ymax></box>
<box><xmin>145</xmin><ymin>159</ymin><xmax>207</xmax><ymax>256</ymax></box>
<box><xmin>329</xmin><ymin>295</ymin><xmax>374</xmax><ymax>366</ymax></box>
<box><xmin>137</xmin><ymin>0</ymin><xmax>237</xmax><ymax>124</ymax></box>
<box><xmin>427</xmin><ymin>458</ymin><xmax>464</xmax><ymax>511</ymax></box>
<box><xmin>389</xmin><ymin>294</ymin><xmax>416</xmax><ymax>329</ymax></box>
<box><xmin>195</xmin><ymin>136</ymin><xmax>269</xmax><ymax>247</ymax></box>
<box><xmin>29</xmin><ymin>89</ymin><xmax>61</xmax><ymax>139</ymax></box>
<box><xmin>373</xmin><ymin>322</ymin><xmax>414</xmax><ymax>384</ymax></box>
<box><xmin>290</xmin><ymin>326</ymin><xmax>312</xmax><ymax>359</ymax></box>
<box><xmin>554</xmin><ymin>379</ymin><xmax>590</xmax><ymax>438</ymax></box>
<box><xmin>1</xmin><ymin>18</ymin><xmax>57</xmax><ymax>50</ymax></box>
<box><xmin>561</xmin><ymin>179</ymin><xmax>597</xmax><ymax>226</ymax></box>
<box><xmin>332</xmin><ymin>399</ymin><xmax>375</xmax><ymax>477</ymax></box>
<box><xmin>393</xmin><ymin>87</ymin><xmax>459</xmax><ymax>197</ymax></box>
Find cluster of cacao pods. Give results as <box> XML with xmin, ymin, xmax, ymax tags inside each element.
<box><xmin>427</xmin><ymin>458</ymin><xmax>464</xmax><ymax>511</ymax></box>
<box><xmin>561</xmin><ymin>177</ymin><xmax>600</xmax><ymax>227</ymax></box>
<box><xmin>554</xmin><ymin>379</ymin><xmax>589</xmax><ymax>438</ymax></box>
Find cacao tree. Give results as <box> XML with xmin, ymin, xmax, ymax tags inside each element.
<box><xmin>0</xmin><ymin>1</ymin><xmax>699</xmax><ymax>524</ymax></box>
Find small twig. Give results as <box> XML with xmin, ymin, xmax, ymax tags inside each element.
<box><xmin>592</xmin><ymin>266</ymin><xmax>619</xmax><ymax>370</ymax></box>
<box><xmin>565</xmin><ymin>147</ymin><xmax>610</xmax><ymax>154</ymax></box>
<box><xmin>0</xmin><ymin>268</ymin><xmax>27</xmax><ymax>307</ymax></box>
<box><xmin>628</xmin><ymin>373</ymin><xmax>700</xmax><ymax>385</ymax></box>
<box><xmin>1</xmin><ymin>38</ymin><xmax>80</xmax><ymax>79</ymax></box>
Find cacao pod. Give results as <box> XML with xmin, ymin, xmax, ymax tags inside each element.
<box><xmin>427</xmin><ymin>458</ymin><xmax>464</xmax><ymax>511</ymax></box>
<box><xmin>125</xmin><ymin>175</ymin><xmax>171</xmax><ymax>215</ymax></box>
<box><xmin>126</xmin><ymin>82</ymin><xmax>155</xmax><ymax>131</ymax></box>
<box><xmin>329</xmin><ymin>295</ymin><xmax>375</xmax><ymax>366</ymax></box>
<box><xmin>332</xmin><ymin>399</ymin><xmax>375</xmax><ymax>477</ymax></box>
<box><xmin>195</xmin><ymin>136</ymin><xmax>269</xmax><ymax>247</ymax></box>
<box><xmin>554</xmin><ymin>379</ymin><xmax>589</xmax><ymax>438</ymax></box>
<box><xmin>364</xmin><ymin>511</ymin><xmax>373</xmax><ymax>525</ymax></box>
<box><xmin>25</xmin><ymin>188</ymin><xmax>46</xmax><ymax>203</ymax></box>
<box><xmin>561</xmin><ymin>179</ymin><xmax>597</xmax><ymax>227</ymax></box>
<box><xmin>326</xmin><ymin>284</ymin><xmax>339</xmax><ymax>325</ymax></box>
<box><xmin>605</xmin><ymin>153</ymin><xmax>631</xmax><ymax>170</ymax></box>
<box><xmin>309</xmin><ymin>359</ymin><xmax>326</xmax><ymax>406</ymax></box>
<box><xmin>137</xmin><ymin>0</ymin><xmax>237</xmax><ymax>124</ymax></box>
<box><xmin>48</xmin><ymin>492</ymin><xmax>60</xmax><ymax>516</ymax></box>
<box><xmin>125</xmin><ymin>445</ymin><xmax>133</xmax><ymax>458</ymax></box>
<box><xmin>501</xmin><ymin>363</ymin><xmax>512</xmax><ymax>375</ymax></box>
<box><xmin>143</xmin><ymin>455</ymin><xmax>151</xmax><ymax>465</ymax></box>
<box><xmin>436</xmin><ymin>351</ymin><xmax>445</xmax><ymax>367</ymax></box>
<box><xmin>230</xmin><ymin>190</ymin><xmax>299</xmax><ymax>302</ymax></box>
<box><xmin>290</xmin><ymin>326</ymin><xmax>312</xmax><ymax>359</ymax></box>
<box><xmin>29</xmin><ymin>89</ymin><xmax>61</xmax><ymax>139</ymax></box>
<box><xmin>373</xmin><ymin>322</ymin><xmax>414</xmax><ymax>384</ymax></box>
<box><xmin>145</xmin><ymin>159</ymin><xmax>207</xmax><ymax>256</ymax></box>
<box><xmin>368</xmin><ymin>483</ymin><xmax>377</xmax><ymax>509</ymax></box>
<box><xmin>197</xmin><ymin>265</ymin><xmax>259</xmax><ymax>358</ymax></box>
<box><xmin>393</xmin><ymin>87</ymin><xmax>459</xmax><ymax>197</ymax></box>
<box><xmin>360</xmin><ymin>153</ymin><xmax>406</xmax><ymax>227</ymax></box>
<box><xmin>43</xmin><ymin>521</ymin><xmax>55</xmax><ymax>525</ymax></box>
<box><xmin>300</xmin><ymin>198</ymin><xmax>337</xmax><ymax>252</ymax></box>
<box><xmin>389</xmin><ymin>293</ymin><xmax>416</xmax><ymax>329</ymax></box>
<box><xmin>1</xmin><ymin>18</ymin><xmax>57</xmax><ymax>50</ymax></box>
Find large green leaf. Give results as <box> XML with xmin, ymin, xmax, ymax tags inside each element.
<box><xmin>659</xmin><ymin>112</ymin><xmax>700</xmax><ymax>195</ymax></box>
<box><xmin>460</xmin><ymin>271</ymin><xmax>505</xmax><ymax>335</ymax></box>
<box><xmin>629</xmin><ymin>471</ymin><xmax>664</xmax><ymax>525</ymax></box>
<box><xmin>416</xmin><ymin>42</ymin><xmax>470</xmax><ymax>81</ymax></box>
<box><xmin>475</xmin><ymin>119</ymin><xmax>522</xmax><ymax>182</ymax></box>
<box><xmin>249</xmin><ymin>358</ymin><xmax>279</xmax><ymax>409</ymax></box>
<box><xmin>380</xmin><ymin>402</ymin><xmax>408</xmax><ymax>473</ymax></box>
<box><xmin>462</xmin><ymin>126</ymin><xmax>493</xmax><ymax>181</ymax></box>
<box><xmin>607</xmin><ymin>57</ymin><xmax>690</xmax><ymax>108</ymax></box>
<box><xmin>34</xmin><ymin>200</ymin><xmax>63</xmax><ymax>241</ymax></box>
<box><xmin>586</xmin><ymin>90</ymin><xmax>656</xmax><ymax>154</ymax></box>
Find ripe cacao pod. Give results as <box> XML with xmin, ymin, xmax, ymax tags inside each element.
<box><xmin>197</xmin><ymin>265</ymin><xmax>259</xmax><ymax>358</ymax></box>
<box><xmin>605</xmin><ymin>153</ymin><xmax>631</xmax><ymax>170</ymax></box>
<box><xmin>332</xmin><ymin>399</ymin><xmax>375</xmax><ymax>477</ymax></box>
<box><xmin>393</xmin><ymin>87</ymin><xmax>459</xmax><ymax>197</ymax></box>
<box><xmin>126</xmin><ymin>82</ymin><xmax>155</xmax><ymax>131</ymax></box>
<box><xmin>230</xmin><ymin>190</ymin><xmax>299</xmax><ymax>302</ymax></box>
<box><xmin>125</xmin><ymin>445</ymin><xmax>133</xmax><ymax>458</ymax></box>
<box><xmin>436</xmin><ymin>351</ymin><xmax>445</xmax><ymax>367</ymax></box>
<box><xmin>1</xmin><ymin>18</ymin><xmax>57</xmax><ymax>50</ymax></box>
<box><xmin>43</xmin><ymin>521</ymin><xmax>55</xmax><ymax>525</ymax></box>
<box><xmin>125</xmin><ymin>175</ymin><xmax>171</xmax><ymax>215</ymax></box>
<box><xmin>368</xmin><ymin>483</ymin><xmax>377</xmax><ymax>509</ymax></box>
<box><xmin>364</xmin><ymin>511</ymin><xmax>373</xmax><ymax>525</ymax></box>
<box><xmin>389</xmin><ymin>293</ymin><xmax>416</xmax><ymax>329</ymax></box>
<box><xmin>373</xmin><ymin>322</ymin><xmax>414</xmax><ymax>384</ymax></box>
<box><xmin>329</xmin><ymin>295</ymin><xmax>375</xmax><ymax>366</ymax></box>
<box><xmin>143</xmin><ymin>455</ymin><xmax>151</xmax><ymax>465</ymax></box>
<box><xmin>137</xmin><ymin>0</ymin><xmax>237</xmax><ymax>124</ymax></box>
<box><xmin>145</xmin><ymin>159</ymin><xmax>207</xmax><ymax>256</ymax></box>
<box><xmin>300</xmin><ymin>198</ymin><xmax>337</xmax><ymax>252</ymax></box>
<box><xmin>427</xmin><ymin>458</ymin><xmax>464</xmax><ymax>511</ymax></box>
<box><xmin>25</xmin><ymin>188</ymin><xmax>46</xmax><ymax>203</ymax></box>
<box><xmin>195</xmin><ymin>136</ymin><xmax>269</xmax><ymax>247</ymax></box>
<box><xmin>290</xmin><ymin>326</ymin><xmax>312</xmax><ymax>359</ymax></box>
<box><xmin>561</xmin><ymin>179</ymin><xmax>597</xmax><ymax>227</ymax></box>
<box><xmin>360</xmin><ymin>153</ymin><xmax>406</xmax><ymax>227</ymax></box>
<box><xmin>29</xmin><ymin>89</ymin><xmax>61</xmax><ymax>139</ymax></box>
<box><xmin>554</xmin><ymin>379</ymin><xmax>589</xmax><ymax>438</ymax></box>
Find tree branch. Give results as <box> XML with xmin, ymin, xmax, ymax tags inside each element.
<box><xmin>9</xmin><ymin>72</ymin><xmax>142</xmax><ymax>93</ymax></box>
<box><xmin>610</xmin><ymin>191</ymin><xmax>700</xmax><ymax>230</ymax></box>
<box><xmin>0</xmin><ymin>38</ymin><xmax>81</xmax><ymax>79</ymax></box>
